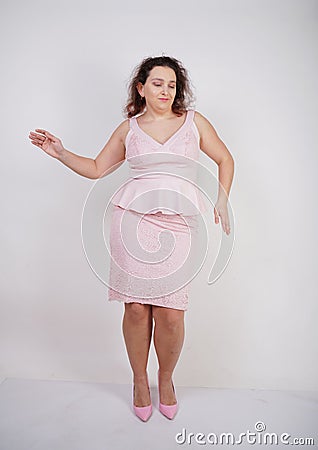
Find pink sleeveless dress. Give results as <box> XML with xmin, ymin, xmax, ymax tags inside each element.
<box><xmin>107</xmin><ymin>109</ymin><xmax>207</xmax><ymax>311</ymax></box>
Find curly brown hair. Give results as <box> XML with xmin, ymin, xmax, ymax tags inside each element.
<box><xmin>124</xmin><ymin>56</ymin><xmax>195</xmax><ymax>118</ymax></box>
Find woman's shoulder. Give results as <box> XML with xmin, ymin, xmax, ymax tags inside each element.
<box><xmin>112</xmin><ymin>118</ymin><xmax>130</xmax><ymax>145</ymax></box>
<box><xmin>193</xmin><ymin>109</ymin><xmax>207</xmax><ymax>123</ymax></box>
<box><xmin>192</xmin><ymin>110</ymin><xmax>215</xmax><ymax>136</ymax></box>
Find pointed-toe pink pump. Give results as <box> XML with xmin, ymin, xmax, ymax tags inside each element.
<box><xmin>158</xmin><ymin>371</ymin><xmax>178</xmax><ymax>420</ymax></box>
<box><xmin>133</xmin><ymin>385</ymin><xmax>152</xmax><ymax>422</ymax></box>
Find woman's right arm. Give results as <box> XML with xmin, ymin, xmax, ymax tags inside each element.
<box><xmin>29</xmin><ymin>119</ymin><xmax>128</xmax><ymax>180</ymax></box>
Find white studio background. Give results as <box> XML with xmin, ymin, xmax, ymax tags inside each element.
<box><xmin>1</xmin><ymin>0</ymin><xmax>317</xmax><ymax>391</ymax></box>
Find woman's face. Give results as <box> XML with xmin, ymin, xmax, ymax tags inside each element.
<box><xmin>137</xmin><ymin>65</ymin><xmax>177</xmax><ymax>111</ymax></box>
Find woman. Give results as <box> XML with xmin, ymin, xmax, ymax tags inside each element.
<box><xmin>28</xmin><ymin>55</ymin><xmax>234</xmax><ymax>422</ymax></box>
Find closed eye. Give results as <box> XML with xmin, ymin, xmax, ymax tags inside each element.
<box><xmin>154</xmin><ymin>83</ymin><xmax>176</xmax><ymax>88</ymax></box>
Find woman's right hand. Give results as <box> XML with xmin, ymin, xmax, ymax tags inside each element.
<box><xmin>29</xmin><ymin>129</ymin><xmax>65</xmax><ymax>159</ymax></box>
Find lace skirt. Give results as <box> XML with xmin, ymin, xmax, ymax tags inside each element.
<box><xmin>108</xmin><ymin>204</ymin><xmax>199</xmax><ymax>310</ymax></box>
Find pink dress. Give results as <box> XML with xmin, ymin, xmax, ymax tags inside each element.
<box><xmin>108</xmin><ymin>109</ymin><xmax>207</xmax><ymax>311</ymax></box>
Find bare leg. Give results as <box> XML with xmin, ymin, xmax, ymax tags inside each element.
<box><xmin>122</xmin><ymin>302</ymin><xmax>153</xmax><ymax>407</ymax></box>
<box><xmin>152</xmin><ymin>306</ymin><xmax>185</xmax><ymax>405</ymax></box>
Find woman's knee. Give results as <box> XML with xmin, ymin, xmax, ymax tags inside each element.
<box><xmin>124</xmin><ymin>302</ymin><xmax>151</xmax><ymax>322</ymax></box>
<box><xmin>153</xmin><ymin>307</ymin><xmax>184</xmax><ymax>331</ymax></box>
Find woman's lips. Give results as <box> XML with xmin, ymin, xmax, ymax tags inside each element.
<box><xmin>159</xmin><ymin>98</ymin><xmax>169</xmax><ymax>101</ymax></box>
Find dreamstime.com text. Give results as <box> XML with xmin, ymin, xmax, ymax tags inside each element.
<box><xmin>175</xmin><ymin>421</ymin><xmax>316</xmax><ymax>446</ymax></box>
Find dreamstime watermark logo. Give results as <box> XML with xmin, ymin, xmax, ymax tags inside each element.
<box><xmin>81</xmin><ymin>152</ymin><xmax>235</xmax><ymax>297</ymax></box>
<box><xmin>175</xmin><ymin>421</ymin><xmax>316</xmax><ymax>446</ymax></box>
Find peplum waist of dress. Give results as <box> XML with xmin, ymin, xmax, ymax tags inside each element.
<box><xmin>110</xmin><ymin>154</ymin><xmax>208</xmax><ymax>216</ymax></box>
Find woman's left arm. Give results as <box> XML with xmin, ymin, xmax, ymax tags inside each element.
<box><xmin>194</xmin><ymin>111</ymin><xmax>235</xmax><ymax>235</ymax></box>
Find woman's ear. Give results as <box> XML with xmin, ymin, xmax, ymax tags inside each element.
<box><xmin>136</xmin><ymin>81</ymin><xmax>144</xmax><ymax>97</ymax></box>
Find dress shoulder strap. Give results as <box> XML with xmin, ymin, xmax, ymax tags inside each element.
<box><xmin>187</xmin><ymin>109</ymin><xmax>195</xmax><ymax>119</ymax></box>
<box><xmin>130</xmin><ymin>115</ymin><xmax>139</xmax><ymax>132</ymax></box>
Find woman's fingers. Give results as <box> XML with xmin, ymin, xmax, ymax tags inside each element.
<box><xmin>29</xmin><ymin>131</ymin><xmax>45</xmax><ymax>139</ymax></box>
<box><xmin>29</xmin><ymin>130</ymin><xmax>63</xmax><ymax>159</ymax></box>
<box><xmin>214</xmin><ymin>207</ymin><xmax>220</xmax><ymax>224</ymax></box>
<box><xmin>34</xmin><ymin>128</ymin><xmax>48</xmax><ymax>135</ymax></box>
<box><xmin>214</xmin><ymin>206</ymin><xmax>231</xmax><ymax>235</ymax></box>
<box><xmin>34</xmin><ymin>129</ymin><xmax>57</xmax><ymax>141</ymax></box>
<box><xmin>30</xmin><ymin>140</ymin><xmax>43</xmax><ymax>148</ymax></box>
<box><xmin>29</xmin><ymin>132</ymin><xmax>46</xmax><ymax>145</ymax></box>
<box><xmin>221</xmin><ymin>215</ymin><xmax>231</xmax><ymax>235</ymax></box>
<box><xmin>223</xmin><ymin>218</ymin><xmax>230</xmax><ymax>235</ymax></box>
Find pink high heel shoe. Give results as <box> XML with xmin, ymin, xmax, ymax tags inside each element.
<box><xmin>158</xmin><ymin>371</ymin><xmax>178</xmax><ymax>420</ymax></box>
<box><xmin>133</xmin><ymin>385</ymin><xmax>152</xmax><ymax>422</ymax></box>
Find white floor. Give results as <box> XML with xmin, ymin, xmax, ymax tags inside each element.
<box><xmin>0</xmin><ymin>378</ymin><xmax>317</xmax><ymax>450</ymax></box>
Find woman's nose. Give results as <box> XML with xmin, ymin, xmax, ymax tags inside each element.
<box><xmin>161</xmin><ymin>85</ymin><xmax>168</xmax><ymax>95</ymax></box>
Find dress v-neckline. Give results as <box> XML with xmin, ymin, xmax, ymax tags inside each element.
<box><xmin>134</xmin><ymin>110</ymin><xmax>189</xmax><ymax>147</ymax></box>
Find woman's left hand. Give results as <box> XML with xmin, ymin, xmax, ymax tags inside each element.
<box><xmin>214</xmin><ymin>200</ymin><xmax>231</xmax><ymax>235</ymax></box>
